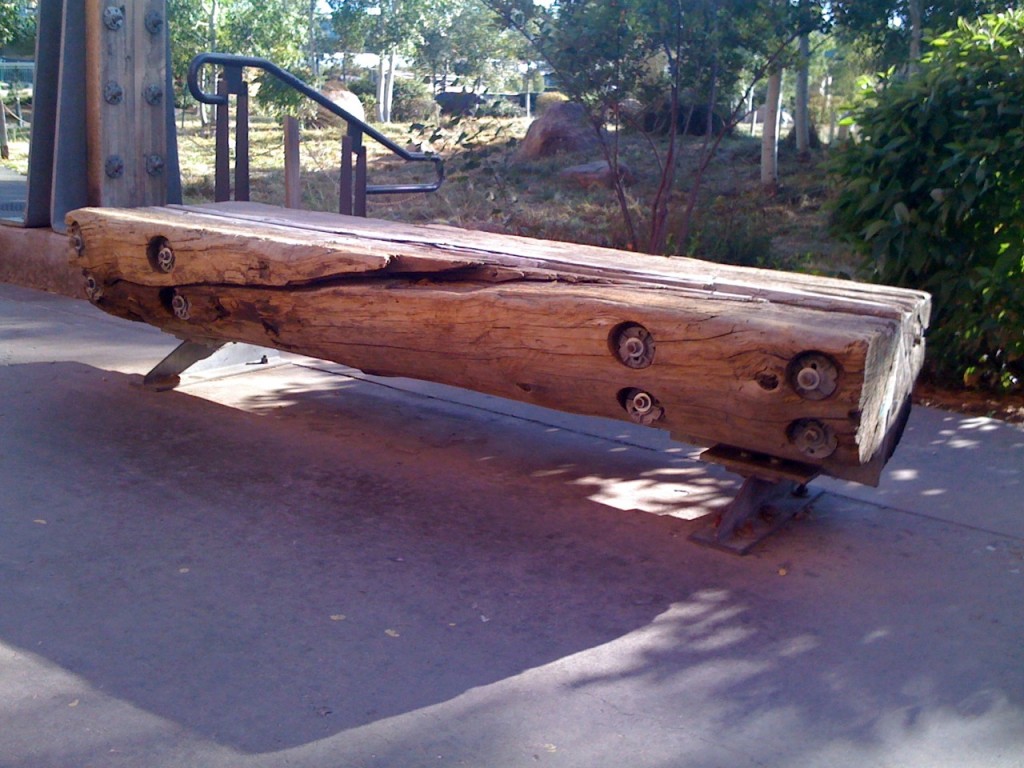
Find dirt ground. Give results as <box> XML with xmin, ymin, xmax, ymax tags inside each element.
<box><xmin>914</xmin><ymin>381</ymin><xmax>1024</xmax><ymax>425</ymax></box>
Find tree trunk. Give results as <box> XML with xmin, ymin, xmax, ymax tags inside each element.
<box><xmin>761</xmin><ymin>69</ymin><xmax>783</xmax><ymax>193</ymax></box>
<box><xmin>200</xmin><ymin>0</ymin><xmax>219</xmax><ymax>128</ymax></box>
<box><xmin>375</xmin><ymin>55</ymin><xmax>386</xmax><ymax>122</ymax></box>
<box><xmin>795</xmin><ymin>32</ymin><xmax>810</xmax><ymax>156</ymax></box>
<box><xmin>908</xmin><ymin>0</ymin><xmax>923</xmax><ymax>63</ymax></box>
<box><xmin>0</xmin><ymin>101</ymin><xmax>8</xmax><ymax>160</ymax></box>
<box><xmin>383</xmin><ymin>50</ymin><xmax>397</xmax><ymax>123</ymax></box>
<box><xmin>524</xmin><ymin>70</ymin><xmax>531</xmax><ymax>120</ymax></box>
<box><xmin>308</xmin><ymin>0</ymin><xmax>319</xmax><ymax>80</ymax></box>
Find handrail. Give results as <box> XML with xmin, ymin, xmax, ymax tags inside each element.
<box><xmin>186</xmin><ymin>53</ymin><xmax>444</xmax><ymax>208</ymax></box>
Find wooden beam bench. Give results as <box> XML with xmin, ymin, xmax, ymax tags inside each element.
<box><xmin>67</xmin><ymin>202</ymin><xmax>931</xmax><ymax>550</ymax></box>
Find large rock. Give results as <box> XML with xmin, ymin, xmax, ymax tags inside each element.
<box><xmin>643</xmin><ymin>101</ymin><xmax>727</xmax><ymax>136</ymax></box>
<box><xmin>317</xmin><ymin>81</ymin><xmax>366</xmax><ymax>126</ymax></box>
<box><xmin>435</xmin><ymin>91</ymin><xmax>484</xmax><ymax>116</ymax></box>
<box><xmin>516</xmin><ymin>102</ymin><xmax>599</xmax><ymax>161</ymax></box>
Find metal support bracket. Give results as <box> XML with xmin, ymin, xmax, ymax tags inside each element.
<box><xmin>143</xmin><ymin>340</ymin><xmax>279</xmax><ymax>391</ymax></box>
<box><xmin>690</xmin><ymin>444</ymin><xmax>821</xmax><ymax>555</ymax></box>
<box><xmin>143</xmin><ymin>339</ymin><xmax>225</xmax><ymax>391</ymax></box>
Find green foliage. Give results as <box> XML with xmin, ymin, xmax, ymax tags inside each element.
<box><xmin>415</xmin><ymin>0</ymin><xmax>523</xmax><ymax>93</ymax></box>
<box><xmin>253</xmin><ymin>67</ymin><xmax>314</xmax><ymax>117</ymax></box>
<box><xmin>684</xmin><ymin>210</ymin><xmax>775</xmax><ymax>268</ymax></box>
<box><xmin>830</xmin><ymin>10</ymin><xmax>1024</xmax><ymax>391</ymax></box>
<box><xmin>486</xmin><ymin>0</ymin><xmax>807</xmax><ymax>253</ymax></box>
<box><xmin>478</xmin><ymin>98</ymin><xmax>525</xmax><ymax>118</ymax></box>
<box><xmin>327</xmin><ymin>0</ymin><xmax>375</xmax><ymax>58</ymax></box>
<box><xmin>831</xmin><ymin>0</ymin><xmax>1017</xmax><ymax>69</ymax></box>
<box><xmin>328</xmin><ymin>0</ymin><xmax>430</xmax><ymax>55</ymax></box>
<box><xmin>0</xmin><ymin>1</ymin><xmax>34</xmax><ymax>50</ymax></box>
<box><xmin>347</xmin><ymin>75</ymin><xmax>379</xmax><ymax>116</ymax></box>
<box><xmin>389</xmin><ymin>77</ymin><xmax>436</xmax><ymax>121</ymax></box>
<box><xmin>168</xmin><ymin>0</ymin><xmax>314</xmax><ymax>111</ymax></box>
<box><xmin>167</xmin><ymin>0</ymin><xmax>207</xmax><ymax>106</ymax></box>
<box><xmin>219</xmin><ymin>1</ymin><xmax>307</xmax><ymax>66</ymax></box>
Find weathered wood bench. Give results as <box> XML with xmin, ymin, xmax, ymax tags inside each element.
<box><xmin>67</xmin><ymin>201</ymin><xmax>931</xmax><ymax>551</ymax></box>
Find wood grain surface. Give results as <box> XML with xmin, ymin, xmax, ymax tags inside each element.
<box><xmin>68</xmin><ymin>202</ymin><xmax>932</xmax><ymax>484</ymax></box>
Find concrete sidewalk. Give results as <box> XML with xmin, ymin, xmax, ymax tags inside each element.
<box><xmin>0</xmin><ymin>165</ymin><xmax>26</xmax><ymax>222</ymax></box>
<box><xmin>1</xmin><ymin>282</ymin><xmax>1022</xmax><ymax>768</ymax></box>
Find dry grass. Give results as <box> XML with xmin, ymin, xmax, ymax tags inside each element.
<box><xmin>0</xmin><ymin>111</ymin><xmax>852</xmax><ymax>273</ymax></box>
<box><xmin>175</xmin><ymin>113</ymin><xmax>857</xmax><ymax>276</ymax></box>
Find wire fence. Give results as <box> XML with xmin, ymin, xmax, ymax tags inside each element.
<box><xmin>0</xmin><ymin>60</ymin><xmax>34</xmax><ymax>90</ymax></box>
<box><xmin>0</xmin><ymin>60</ymin><xmax>33</xmax><ymax>139</ymax></box>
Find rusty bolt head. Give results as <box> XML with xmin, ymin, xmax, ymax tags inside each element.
<box><xmin>611</xmin><ymin>322</ymin><xmax>655</xmax><ymax>369</ymax></box>
<box><xmin>788</xmin><ymin>352</ymin><xmax>840</xmax><ymax>400</ymax></box>
<box><xmin>103</xmin><ymin>6</ymin><xmax>125</xmax><ymax>30</ymax></box>
<box><xmin>621</xmin><ymin>388</ymin><xmax>664</xmax><ymax>426</ymax></box>
<box><xmin>170</xmin><ymin>293</ymin><xmax>190</xmax><ymax>321</ymax></box>
<box><xmin>144</xmin><ymin>10</ymin><xmax>164</xmax><ymax>34</ymax></box>
<box><xmin>145</xmin><ymin>154</ymin><xmax>165</xmax><ymax>176</ymax></box>
<box><xmin>83</xmin><ymin>273</ymin><xmax>102</xmax><ymax>302</ymax></box>
<box><xmin>105</xmin><ymin>155</ymin><xmax>124</xmax><ymax>179</ymax></box>
<box><xmin>103</xmin><ymin>81</ymin><xmax>124</xmax><ymax>105</ymax></box>
<box><xmin>143</xmin><ymin>84</ymin><xmax>164</xmax><ymax>106</ymax></box>
<box><xmin>155</xmin><ymin>245</ymin><xmax>175</xmax><ymax>273</ymax></box>
<box><xmin>68</xmin><ymin>224</ymin><xmax>85</xmax><ymax>257</ymax></box>
<box><xmin>787</xmin><ymin>418</ymin><xmax>837</xmax><ymax>459</ymax></box>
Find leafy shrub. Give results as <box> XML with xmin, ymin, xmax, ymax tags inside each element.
<box><xmin>253</xmin><ymin>67</ymin><xmax>313</xmax><ymax>118</ymax></box>
<box><xmin>830</xmin><ymin>11</ymin><xmax>1024</xmax><ymax>391</ymax></box>
<box><xmin>343</xmin><ymin>75</ymin><xmax>434</xmax><ymax>121</ymax></box>
<box><xmin>347</xmin><ymin>75</ymin><xmax>377</xmax><ymax>117</ymax></box>
<box><xmin>478</xmin><ymin>98</ymin><xmax>525</xmax><ymax>119</ymax></box>
<box><xmin>683</xmin><ymin>205</ymin><xmax>775</xmax><ymax>268</ymax></box>
<box><xmin>391</xmin><ymin>78</ymin><xmax>437</xmax><ymax>122</ymax></box>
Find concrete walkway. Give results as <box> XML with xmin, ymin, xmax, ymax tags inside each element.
<box><xmin>0</xmin><ymin>165</ymin><xmax>26</xmax><ymax>221</ymax></box>
<box><xmin>1</xmin><ymin>282</ymin><xmax>1022</xmax><ymax>768</ymax></box>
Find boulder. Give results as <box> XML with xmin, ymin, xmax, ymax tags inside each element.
<box><xmin>643</xmin><ymin>101</ymin><xmax>727</xmax><ymax>136</ymax></box>
<box><xmin>782</xmin><ymin>120</ymin><xmax>823</xmax><ymax>151</ymax></box>
<box><xmin>615</xmin><ymin>98</ymin><xmax>645</xmax><ymax>124</ymax></box>
<box><xmin>317</xmin><ymin>81</ymin><xmax>366</xmax><ymax>126</ymax></box>
<box><xmin>516</xmin><ymin>102</ymin><xmax>599</xmax><ymax>161</ymax></box>
<box><xmin>558</xmin><ymin>160</ymin><xmax>636</xmax><ymax>189</ymax></box>
<box><xmin>435</xmin><ymin>91</ymin><xmax>484</xmax><ymax>116</ymax></box>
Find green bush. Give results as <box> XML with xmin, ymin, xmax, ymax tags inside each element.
<box><xmin>684</xmin><ymin>206</ymin><xmax>775</xmax><ymax>268</ymax></box>
<box><xmin>347</xmin><ymin>75</ymin><xmax>378</xmax><ymax>117</ymax></box>
<box><xmin>390</xmin><ymin>77</ymin><xmax>436</xmax><ymax>122</ymax></box>
<box><xmin>344</xmin><ymin>76</ymin><xmax>434</xmax><ymax>121</ymax></box>
<box><xmin>830</xmin><ymin>11</ymin><xmax>1024</xmax><ymax>391</ymax></box>
<box><xmin>254</xmin><ymin>67</ymin><xmax>312</xmax><ymax>118</ymax></box>
<box><xmin>478</xmin><ymin>98</ymin><xmax>525</xmax><ymax>119</ymax></box>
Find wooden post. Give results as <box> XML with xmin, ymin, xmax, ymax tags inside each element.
<box><xmin>84</xmin><ymin>0</ymin><xmax>168</xmax><ymax>208</ymax></box>
<box><xmin>284</xmin><ymin>116</ymin><xmax>301</xmax><ymax>209</ymax></box>
<box><xmin>234</xmin><ymin>80</ymin><xmax>250</xmax><ymax>202</ymax></box>
<box><xmin>215</xmin><ymin>78</ymin><xmax>230</xmax><ymax>202</ymax></box>
<box><xmin>340</xmin><ymin>134</ymin><xmax>353</xmax><ymax>215</ymax></box>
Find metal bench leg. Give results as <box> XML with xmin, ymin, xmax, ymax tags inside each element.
<box><xmin>690</xmin><ymin>476</ymin><xmax>814</xmax><ymax>554</ymax></box>
<box><xmin>143</xmin><ymin>340</ymin><xmax>224</xmax><ymax>391</ymax></box>
<box><xmin>689</xmin><ymin>444</ymin><xmax>821</xmax><ymax>554</ymax></box>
